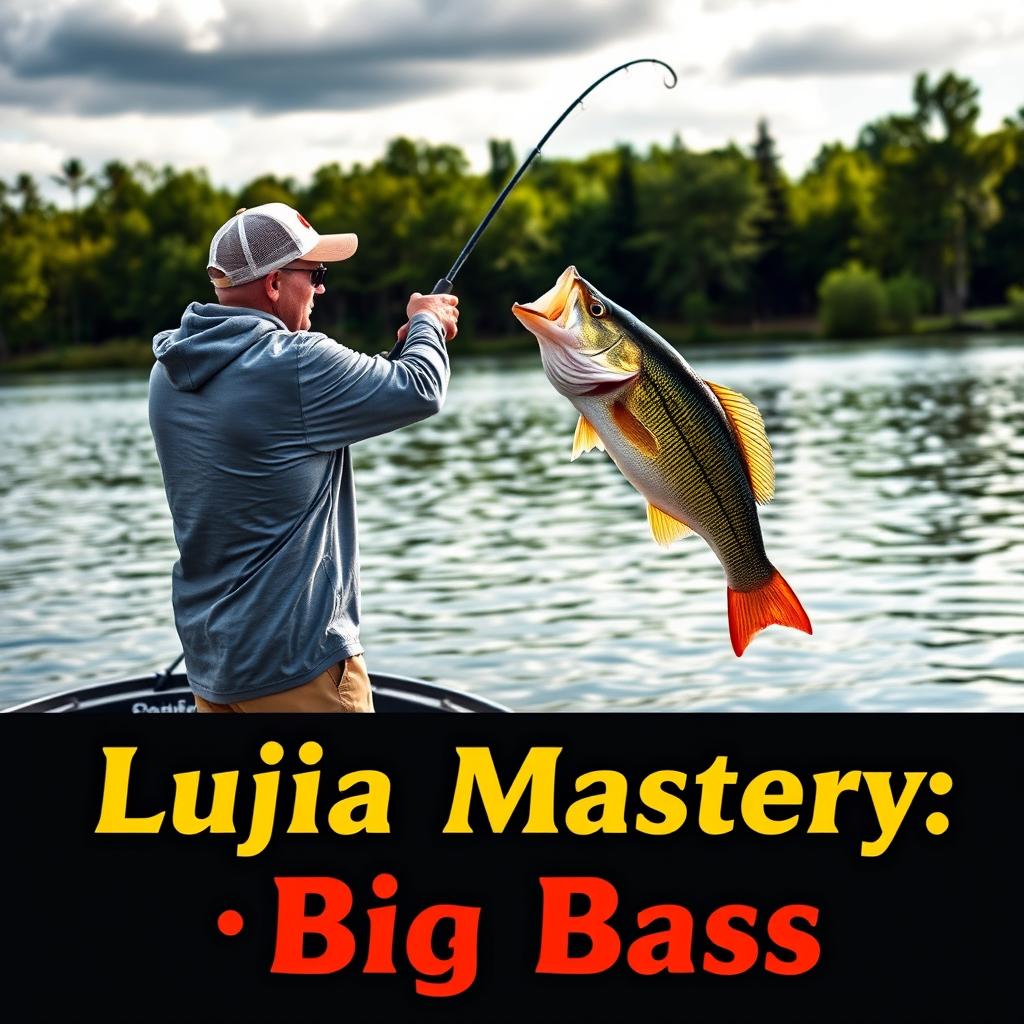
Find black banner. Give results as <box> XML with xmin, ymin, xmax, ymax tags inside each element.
<box><xmin>9</xmin><ymin>714</ymin><xmax>1019</xmax><ymax>1020</ymax></box>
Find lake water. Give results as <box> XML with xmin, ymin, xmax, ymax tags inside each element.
<box><xmin>1</xmin><ymin>336</ymin><xmax>1022</xmax><ymax>711</ymax></box>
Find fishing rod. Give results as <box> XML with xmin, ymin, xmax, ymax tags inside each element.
<box><xmin>430</xmin><ymin>58</ymin><xmax>678</xmax><ymax>296</ymax></box>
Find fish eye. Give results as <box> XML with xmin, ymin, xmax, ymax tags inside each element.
<box><xmin>589</xmin><ymin>301</ymin><xmax>605</xmax><ymax>317</ymax></box>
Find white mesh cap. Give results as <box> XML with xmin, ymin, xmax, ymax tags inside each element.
<box><xmin>207</xmin><ymin>202</ymin><xmax>358</xmax><ymax>288</ymax></box>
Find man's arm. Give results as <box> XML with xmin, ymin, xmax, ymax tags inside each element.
<box><xmin>297</xmin><ymin>306</ymin><xmax>454</xmax><ymax>452</ymax></box>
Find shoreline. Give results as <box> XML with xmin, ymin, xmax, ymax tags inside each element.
<box><xmin>2</xmin><ymin>314</ymin><xmax>1022</xmax><ymax>375</ymax></box>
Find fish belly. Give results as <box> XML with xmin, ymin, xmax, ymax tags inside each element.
<box><xmin>575</xmin><ymin>370</ymin><xmax>772</xmax><ymax>592</ymax></box>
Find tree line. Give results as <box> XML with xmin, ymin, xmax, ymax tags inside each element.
<box><xmin>1</xmin><ymin>71</ymin><xmax>1022</xmax><ymax>358</ymax></box>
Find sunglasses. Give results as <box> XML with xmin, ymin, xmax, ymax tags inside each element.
<box><xmin>280</xmin><ymin>263</ymin><xmax>327</xmax><ymax>287</ymax></box>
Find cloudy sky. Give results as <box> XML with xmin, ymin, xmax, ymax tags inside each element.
<box><xmin>2</xmin><ymin>0</ymin><xmax>1022</xmax><ymax>200</ymax></box>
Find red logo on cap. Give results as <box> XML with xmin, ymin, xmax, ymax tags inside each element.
<box><xmin>296</xmin><ymin>212</ymin><xmax>311</xmax><ymax>229</ymax></box>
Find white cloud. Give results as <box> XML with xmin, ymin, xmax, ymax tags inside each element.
<box><xmin>1</xmin><ymin>0</ymin><xmax>1021</xmax><ymax>200</ymax></box>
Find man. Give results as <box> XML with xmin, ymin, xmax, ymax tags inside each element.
<box><xmin>148</xmin><ymin>202</ymin><xmax>459</xmax><ymax>712</ymax></box>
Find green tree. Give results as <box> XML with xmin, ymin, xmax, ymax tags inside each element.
<box><xmin>750</xmin><ymin>119</ymin><xmax>794</xmax><ymax>316</ymax></box>
<box><xmin>92</xmin><ymin>161</ymin><xmax>149</xmax><ymax>216</ymax></box>
<box><xmin>1</xmin><ymin>79</ymin><xmax>1021</xmax><ymax>365</ymax></box>
<box><xmin>606</xmin><ymin>144</ymin><xmax>642</xmax><ymax>310</ymax></box>
<box><xmin>789</xmin><ymin>144</ymin><xmax>880</xmax><ymax>310</ymax></box>
<box><xmin>0</xmin><ymin>201</ymin><xmax>54</xmax><ymax>354</ymax></box>
<box><xmin>1006</xmin><ymin>283</ymin><xmax>1024</xmax><ymax>327</ymax></box>
<box><xmin>88</xmin><ymin>163</ymin><xmax>153</xmax><ymax>338</ymax></box>
<box><xmin>634</xmin><ymin>143</ymin><xmax>761</xmax><ymax>320</ymax></box>
<box><xmin>52</xmin><ymin>158</ymin><xmax>94</xmax><ymax>213</ymax></box>
<box><xmin>866</xmin><ymin>72</ymin><xmax>1014</xmax><ymax>317</ymax></box>
<box><xmin>382</xmin><ymin>138</ymin><xmax>469</xmax><ymax>193</ymax></box>
<box><xmin>818</xmin><ymin>262</ymin><xmax>886</xmax><ymax>337</ymax></box>
<box><xmin>52</xmin><ymin>158</ymin><xmax>96</xmax><ymax>344</ymax></box>
<box><xmin>487</xmin><ymin>139</ymin><xmax>517</xmax><ymax>191</ymax></box>
<box><xmin>0</xmin><ymin>236</ymin><xmax>48</xmax><ymax>354</ymax></box>
<box><xmin>457</xmin><ymin>179</ymin><xmax>552</xmax><ymax>335</ymax></box>
<box><xmin>884</xmin><ymin>272</ymin><xmax>929</xmax><ymax>333</ymax></box>
<box><xmin>139</xmin><ymin>168</ymin><xmax>233</xmax><ymax>334</ymax></box>
<box><xmin>973</xmin><ymin>109</ymin><xmax>1024</xmax><ymax>304</ymax></box>
<box><xmin>236</xmin><ymin>174</ymin><xmax>299</xmax><ymax>211</ymax></box>
<box><xmin>14</xmin><ymin>174</ymin><xmax>43</xmax><ymax>214</ymax></box>
<box><xmin>321</xmin><ymin>155</ymin><xmax>423</xmax><ymax>338</ymax></box>
<box><xmin>541</xmin><ymin>151</ymin><xmax>617</xmax><ymax>292</ymax></box>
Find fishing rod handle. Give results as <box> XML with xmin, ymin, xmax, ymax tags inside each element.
<box><xmin>384</xmin><ymin>278</ymin><xmax>454</xmax><ymax>359</ymax></box>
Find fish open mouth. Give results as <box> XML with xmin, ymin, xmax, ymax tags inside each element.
<box><xmin>511</xmin><ymin>265</ymin><xmax>580</xmax><ymax>328</ymax></box>
<box><xmin>510</xmin><ymin>266</ymin><xmax>638</xmax><ymax>397</ymax></box>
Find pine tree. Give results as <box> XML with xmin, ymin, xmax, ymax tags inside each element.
<box><xmin>750</xmin><ymin>119</ymin><xmax>793</xmax><ymax>317</ymax></box>
<box><xmin>487</xmin><ymin>140</ymin><xmax>516</xmax><ymax>191</ymax></box>
<box><xmin>607</xmin><ymin>144</ymin><xmax>640</xmax><ymax>308</ymax></box>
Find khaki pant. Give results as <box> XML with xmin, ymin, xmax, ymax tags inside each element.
<box><xmin>194</xmin><ymin>654</ymin><xmax>374</xmax><ymax>713</ymax></box>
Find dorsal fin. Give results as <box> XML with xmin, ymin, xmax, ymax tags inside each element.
<box><xmin>647</xmin><ymin>503</ymin><xmax>692</xmax><ymax>546</ymax></box>
<box><xmin>704</xmin><ymin>380</ymin><xmax>775</xmax><ymax>504</ymax></box>
<box><xmin>571</xmin><ymin>415</ymin><xmax>605</xmax><ymax>461</ymax></box>
<box><xmin>612</xmin><ymin>402</ymin><xmax>660</xmax><ymax>459</ymax></box>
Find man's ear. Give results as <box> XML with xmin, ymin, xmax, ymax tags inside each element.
<box><xmin>264</xmin><ymin>272</ymin><xmax>281</xmax><ymax>299</ymax></box>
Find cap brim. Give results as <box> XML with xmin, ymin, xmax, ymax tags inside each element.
<box><xmin>303</xmin><ymin>233</ymin><xmax>358</xmax><ymax>262</ymax></box>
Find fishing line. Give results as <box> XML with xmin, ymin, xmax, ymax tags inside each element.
<box><xmin>432</xmin><ymin>58</ymin><xmax>678</xmax><ymax>295</ymax></box>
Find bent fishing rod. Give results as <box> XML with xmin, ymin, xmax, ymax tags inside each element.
<box><xmin>429</xmin><ymin>58</ymin><xmax>677</xmax><ymax>296</ymax></box>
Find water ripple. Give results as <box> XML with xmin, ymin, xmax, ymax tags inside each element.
<box><xmin>1</xmin><ymin>341</ymin><xmax>1022</xmax><ymax>710</ymax></box>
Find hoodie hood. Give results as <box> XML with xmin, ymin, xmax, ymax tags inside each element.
<box><xmin>153</xmin><ymin>302</ymin><xmax>287</xmax><ymax>391</ymax></box>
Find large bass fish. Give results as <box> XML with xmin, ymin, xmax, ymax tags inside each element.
<box><xmin>512</xmin><ymin>266</ymin><xmax>811</xmax><ymax>656</ymax></box>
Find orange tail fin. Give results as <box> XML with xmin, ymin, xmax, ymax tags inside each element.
<box><xmin>727</xmin><ymin>569</ymin><xmax>812</xmax><ymax>657</ymax></box>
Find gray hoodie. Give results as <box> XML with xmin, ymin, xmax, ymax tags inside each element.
<box><xmin>148</xmin><ymin>302</ymin><xmax>449</xmax><ymax>703</ymax></box>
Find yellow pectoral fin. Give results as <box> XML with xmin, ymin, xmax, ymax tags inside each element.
<box><xmin>572</xmin><ymin>415</ymin><xmax>605</xmax><ymax>461</ymax></box>
<box><xmin>704</xmin><ymin>380</ymin><xmax>776</xmax><ymax>504</ymax></box>
<box><xmin>647</xmin><ymin>503</ymin><xmax>692</xmax><ymax>546</ymax></box>
<box><xmin>611</xmin><ymin>403</ymin><xmax>660</xmax><ymax>459</ymax></box>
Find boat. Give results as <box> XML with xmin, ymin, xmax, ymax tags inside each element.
<box><xmin>3</xmin><ymin>655</ymin><xmax>509</xmax><ymax>714</ymax></box>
